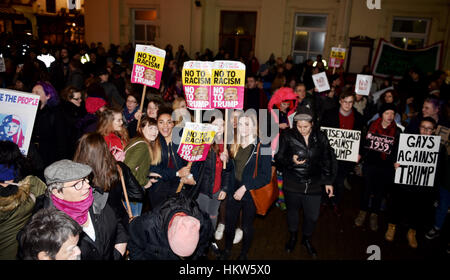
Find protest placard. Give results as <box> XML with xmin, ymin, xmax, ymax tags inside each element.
<box><xmin>320</xmin><ymin>127</ymin><xmax>361</xmax><ymax>162</ymax></box>
<box><xmin>182</xmin><ymin>61</ymin><xmax>213</xmax><ymax>110</ymax></box>
<box><xmin>355</xmin><ymin>74</ymin><xmax>373</xmax><ymax>96</ymax></box>
<box><xmin>312</xmin><ymin>72</ymin><xmax>330</xmax><ymax>92</ymax></box>
<box><xmin>211</xmin><ymin>61</ymin><xmax>245</xmax><ymax>109</ymax></box>
<box><xmin>394</xmin><ymin>133</ymin><xmax>441</xmax><ymax>187</ymax></box>
<box><xmin>364</xmin><ymin>132</ymin><xmax>395</xmax><ymax>154</ymax></box>
<box><xmin>0</xmin><ymin>89</ymin><xmax>40</xmax><ymax>155</ymax></box>
<box><xmin>131</xmin><ymin>44</ymin><xmax>166</xmax><ymax>89</ymax></box>
<box><xmin>177</xmin><ymin>122</ymin><xmax>218</xmax><ymax>162</ymax></box>
<box><xmin>329</xmin><ymin>47</ymin><xmax>346</xmax><ymax>68</ymax></box>
<box><xmin>435</xmin><ymin>125</ymin><xmax>449</xmax><ymax>154</ymax></box>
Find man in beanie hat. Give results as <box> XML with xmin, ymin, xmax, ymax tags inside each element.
<box><xmin>128</xmin><ymin>192</ymin><xmax>213</xmax><ymax>260</ymax></box>
<box><xmin>35</xmin><ymin>159</ymin><xmax>129</xmax><ymax>260</ymax></box>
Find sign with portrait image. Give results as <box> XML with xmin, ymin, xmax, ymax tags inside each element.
<box><xmin>312</xmin><ymin>72</ymin><xmax>330</xmax><ymax>92</ymax></box>
<box><xmin>355</xmin><ymin>74</ymin><xmax>373</xmax><ymax>96</ymax></box>
<box><xmin>182</xmin><ymin>61</ymin><xmax>213</xmax><ymax>110</ymax></box>
<box><xmin>329</xmin><ymin>47</ymin><xmax>346</xmax><ymax>68</ymax></box>
<box><xmin>211</xmin><ymin>61</ymin><xmax>245</xmax><ymax>109</ymax></box>
<box><xmin>0</xmin><ymin>89</ymin><xmax>40</xmax><ymax>155</ymax></box>
<box><xmin>177</xmin><ymin>122</ymin><xmax>218</xmax><ymax>162</ymax></box>
<box><xmin>131</xmin><ymin>44</ymin><xmax>166</xmax><ymax>89</ymax></box>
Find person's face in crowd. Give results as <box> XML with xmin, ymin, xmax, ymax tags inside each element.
<box><xmin>280</xmin><ymin>102</ymin><xmax>290</xmax><ymax>112</ymax></box>
<box><xmin>285</xmin><ymin>63</ymin><xmax>293</xmax><ymax>71</ymax></box>
<box><xmin>312</xmin><ymin>67</ymin><xmax>320</xmax><ymax>74</ymax></box>
<box><xmin>384</xmin><ymin>92</ymin><xmax>394</xmax><ymax>104</ymax></box>
<box><xmin>126</xmin><ymin>95</ymin><xmax>138</xmax><ymax>113</ymax></box>
<box><xmin>54</xmin><ymin>234</ymin><xmax>81</xmax><ymax>260</ymax></box>
<box><xmin>143</xmin><ymin>123</ymin><xmax>159</xmax><ymax>142</ymax></box>
<box><xmin>428</xmin><ymin>81</ymin><xmax>439</xmax><ymax>91</ymax></box>
<box><xmin>60</xmin><ymin>49</ymin><xmax>69</xmax><ymax>60</ymax></box>
<box><xmin>410</xmin><ymin>71</ymin><xmax>419</xmax><ymax>81</ymax></box>
<box><xmin>32</xmin><ymin>84</ymin><xmax>49</xmax><ymax>107</ymax></box>
<box><xmin>419</xmin><ymin>120</ymin><xmax>435</xmax><ymax>136</ymax></box>
<box><xmin>381</xmin><ymin>110</ymin><xmax>395</xmax><ymax>125</ymax></box>
<box><xmin>340</xmin><ymin>96</ymin><xmax>354</xmax><ymax>113</ymax></box>
<box><xmin>355</xmin><ymin>94</ymin><xmax>363</xmax><ymax>101</ymax></box>
<box><xmin>296</xmin><ymin>120</ymin><xmax>313</xmax><ymax>137</ymax></box>
<box><xmin>112</xmin><ymin>112</ymin><xmax>124</xmax><ymax>132</ymax></box>
<box><xmin>99</xmin><ymin>73</ymin><xmax>108</xmax><ymax>83</ymax></box>
<box><xmin>288</xmin><ymin>79</ymin><xmax>296</xmax><ymax>89</ymax></box>
<box><xmin>70</xmin><ymin>91</ymin><xmax>82</xmax><ymax>107</ymax></box>
<box><xmin>237</xmin><ymin>116</ymin><xmax>256</xmax><ymax>139</ymax></box>
<box><xmin>212</xmin><ymin>118</ymin><xmax>224</xmax><ymax>138</ymax></box>
<box><xmin>247</xmin><ymin>77</ymin><xmax>256</xmax><ymax>89</ymax></box>
<box><xmin>52</xmin><ymin>178</ymin><xmax>91</xmax><ymax>202</ymax></box>
<box><xmin>177</xmin><ymin>100</ymin><xmax>187</xmax><ymax>109</ymax></box>
<box><xmin>147</xmin><ymin>101</ymin><xmax>158</xmax><ymax>118</ymax></box>
<box><xmin>14</xmin><ymin>80</ymin><xmax>24</xmax><ymax>90</ymax></box>
<box><xmin>4</xmin><ymin>121</ymin><xmax>19</xmax><ymax>137</ymax></box>
<box><xmin>422</xmin><ymin>101</ymin><xmax>439</xmax><ymax>118</ymax></box>
<box><xmin>295</xmin><ymin>85</ymin><xmax>306</xmax><ymax>100</ymax></box>
<box><xmin>157</xmin><ymin>113</ymin><xmax>174</xmax><ymax>139</ymax></box>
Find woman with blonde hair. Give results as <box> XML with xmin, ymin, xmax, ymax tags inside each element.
<box><xmin>97</xmin><ymin>108</ymin><xmax>130</xmax><ymax>162</ymax></box>
<box><xmin>220</xmin><ymin>112</ymin><xmax>272</xmax><ymax>260</ymax></box>
<box><xmin>124</xmin><ymin>116</ymin><xmax>162</xmax><ymax>216</ymax></box>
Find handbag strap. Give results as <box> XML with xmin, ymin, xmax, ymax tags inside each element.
<box><xmin>252</xmin><ymin>142</ymin><xmax>261</xmax><ymax>179</ymax></box>
<box><xmin>117</xmin><ymin>164</ymin><xmax>133</xmax><ymax>219</ymax></box>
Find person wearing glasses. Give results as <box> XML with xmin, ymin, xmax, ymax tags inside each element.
<box><xmin>385</xmin><ymin>117</ymin><xmax>448</xmax><ymax>248</ymax></box>
<box><xmin>41</xmin><ymin>159</ymin><xmax>128</xmax><ymax>260</ymax></box>
<box><xmin>320</xmin><ymin>91</ymin><xmax>364</xmax><ymax>216</ymax></box>
<box><xmin>60</xmin><ymin>86</ymin><xmax>87</xmax><ymax>158</ymax></box>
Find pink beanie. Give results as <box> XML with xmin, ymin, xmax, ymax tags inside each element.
<box><xmin>85</xmin><ymin>97</ymin><xmax>107</xmax><ymax>114</ymax></box>
<box><xmin>167</xmin><ymin>212</ymin><xmax>201</xmax><ymax>257</ymax></box>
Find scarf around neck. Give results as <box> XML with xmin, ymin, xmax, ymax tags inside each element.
<box><xmin>51</xmin><ymin>188</ymin><xmax>94</xmax><ymax>225</ymax></box>
<box><xmin>368</xmin><ymin>117</ymin><xmax>397</xmax><ymax>160</ymax></box>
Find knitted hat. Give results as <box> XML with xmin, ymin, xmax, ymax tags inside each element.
<box><xmin>379</xmin><ymin>103</ymin><xmax>397</xmax><ymax>116</ymax></box>
<box><xmin>0</xmin><ymin>164</ymin><xmax>16</xmax><ymax>181</ymax></box>
<box><xmin>85</xmin><ymin>97</ymin><xmax>107</xmax><ymax>114</ymax></box>
<box><xmin>167</xmin><ymin>212</ymin><xmax>200</xmax><ymax>257</ymax></box>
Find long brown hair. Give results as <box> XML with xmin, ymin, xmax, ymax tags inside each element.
<box><xmin>135</xmin><ymin>116</ymin><xmax>162</xmax><ymax>165</ymax></box>
<box><xmin>229</xmin><ymin>113</ymin><xmax>258</xmax><ymax>158</ymax></box>
<box><xmin>97</xmin><ymin>108</ymin><xmax>130</xmax><ymax>145</ymax></box>
<box><xmin>73</xmin><ymin>132</ymin><xmax>119</xmax><ymax>192</ymax></box>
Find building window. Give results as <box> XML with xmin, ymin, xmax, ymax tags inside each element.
<box><xmin>292</xmin><ymin>14</ymin><xmax>327</xmax><ymax>64</ymax></box>
<box><xmin>391</xmin><ymin>17</ymin><xmax>430</xmax><ymax>50</ymax></box>
<box><xmin>46</xmin><ymin>0</ymin><xmax>56</xmax><ymax>13</ymax></box>
<box><xmin>133</xmin><ymin>9</ymin><xmax>158</xmax><ymax>45</ymax></box>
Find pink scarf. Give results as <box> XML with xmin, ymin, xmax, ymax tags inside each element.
<box><xmin>51</xmin><ymin>188</ymin><xmax>94</xmax><ymax>225</ymax></box>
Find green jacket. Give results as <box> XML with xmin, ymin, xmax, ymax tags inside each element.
<box><xmin>0</xmin><ymin>176</ymin><xmax>47</xmax><ymax>260</ymax></box>
<box><xmin>124</xmin><ymin>137</ymin><xmax>151</xmax><ymax>187</ymax></box>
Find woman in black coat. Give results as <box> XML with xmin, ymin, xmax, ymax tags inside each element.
<box><xmin>275</xmin><ymin>109</ymin><xmax>337</xmax><ymax>257</ymax></box>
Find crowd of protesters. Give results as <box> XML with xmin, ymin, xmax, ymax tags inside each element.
<box><xmin>0</xmin><ymin>37</ymin><xmax>449</xmax><ymax>260</ymax></box>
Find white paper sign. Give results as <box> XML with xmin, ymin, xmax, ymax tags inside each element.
<box><xmin>312</xmin><ymin>72</ymin><xmax>330</xmax><ymax>92</ymax></box>
<box><xmin>67</xmin><ymin>0</ymin><xmax>81</xmax><ymax>10</ymax></box>
<box><xmin>0</xmin><ymin>57</ymin><xmax>5</xmax><ymax>72</ymax></box>
<box><xmin>0</xmin><ymin>89</ymin><xmax>40</xmax><ymax>155</ymax></box>
<box><xmin>394</xmin><ymin>133</ymin><xmax>441</xmax><ymax>187</ymax></box>
<box><xmin>320</xmin><ymin>127</ymin><xmax>361</xmax><ymax>162</ymax></box>
<box><xmin>355</xmin><ymin>74</ymin><xmax>373</xmax><ymax>96</ymax></box>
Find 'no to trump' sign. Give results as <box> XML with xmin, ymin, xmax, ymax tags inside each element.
<box><xmin>320</xmin><ymin>127</ymin><xmax>361</xmax><ymax>162</ymax></box>
<box><xmin>395</xmin><ymin>134</ymin><xmax>440</xmax><ymax>187</ymax></box>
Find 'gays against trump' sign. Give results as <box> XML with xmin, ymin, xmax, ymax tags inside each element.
<box><xmin>320</xmin><ymin>127</ymin><xmax>361</xmax><ymax>162</ymax></box>
<box><xmin>394</xmin><ymin>133</ymin><xmax>440</xmax><ymax>187</ymax></box>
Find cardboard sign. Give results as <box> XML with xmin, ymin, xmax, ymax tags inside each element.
<box><xmin>320</xmin><ymin>127</ymin><xmax>361</xmax><ymax>162</ymax></box>
<box><xmin>211</xmin><ymin>61</ymin><xmax>245</xmax><ymax>109</ymax></box>
<box><xmin>0</xmin><ymin>57</ymin><xmax>5</xmax><ymax>72</ymax></box>
<box><xmin>329</xmin><ymin>47</ymin><xmax>346</xmax><ymax>68</ymax></box>
<box><xmin>177</xmin><ymin>122</ymin><xmax>218</xmax><ymax>162</ymax></box>
<box><xmin>0</xmin><ymin>89</ymin><xmax>40</xmax><ymax>155</ymax></box>
<box><xmin>364</xmin><ymin>132</ymin><xmax>395</xmax><ymax>154</ymax></box>
<box><xmin>435</xmin><ymin>125</ymin><xmax>449</xmax><ymax>155</ymax></box>
<box><xmin>131</xmin><ymin>44</ymin><xmax>166</xmax><ymax>89</ymax></box>
<box><xmin>312</xmin><ymin>72</ymin><xmax>330</xmax><ymax>92</ymax></box>
<box><xmin>395</xmin><ymin>134</ymin><xmax>441</xmax><ymax>187</ymax></box>
<box><xmin>355</xmin><ymin>74</ymin><xmax>373</xmax><ymax>96</ymax></box>
<box><xmin>183</xmin><ymin>61</ymin><xmax>213</xmax><ymax>110</ymax></box>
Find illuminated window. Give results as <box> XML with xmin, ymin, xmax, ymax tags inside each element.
<box><xmin>133</xmin><ymin>9</ymin><xmax>158</xmax><ymax>45</ymax></box>
<box><xmin>292</xmin><ymin>14</ymin><xmax>327</xmax><ymax>64</ymax></box>
<box><xmin>391</xmin><ymin>17</ymin><xmax>430</xmax><ymax>50</ymax></box>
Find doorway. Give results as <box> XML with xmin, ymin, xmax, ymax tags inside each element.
<box><xmin>219</xmin><ymin>11</ymin><xmax>256</xmax><ymax>60</ymax></box>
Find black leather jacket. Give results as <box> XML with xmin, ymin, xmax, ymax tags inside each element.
<box><xmin>275</xmin><ymin>127</ymin><xmax>337</xmax><ymax>194</ymax></box>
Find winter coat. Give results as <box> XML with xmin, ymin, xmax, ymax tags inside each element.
<box><xmin>275</xmin><ymin>128</ymin><xmax>337</xmax><ymax>194</ymax></box>
<box><xmin>124</xmin><ymin>137</ymin><xmax>152</xmax><ymax>187</ymax></box>
<box><xmin>127</xmin><ymin>192</ymin><xmax>213</xmax><ymax>260</ymax></box>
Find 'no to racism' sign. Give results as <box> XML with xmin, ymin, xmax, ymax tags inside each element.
<box><xmin>395</xmin><ymin>133</ymin><xmax>441</xmax><ymax>187</ymax></box>
<box><xmin>320</xmin><ymin>127</ymin><xmax>361</xmax><ymax>162</ymax></box>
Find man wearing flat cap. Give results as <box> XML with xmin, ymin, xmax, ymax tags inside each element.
<box><xmin>36</xmin><ymin>159</ymin><xmax>128</xmax><ymax>260</ymax></box>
